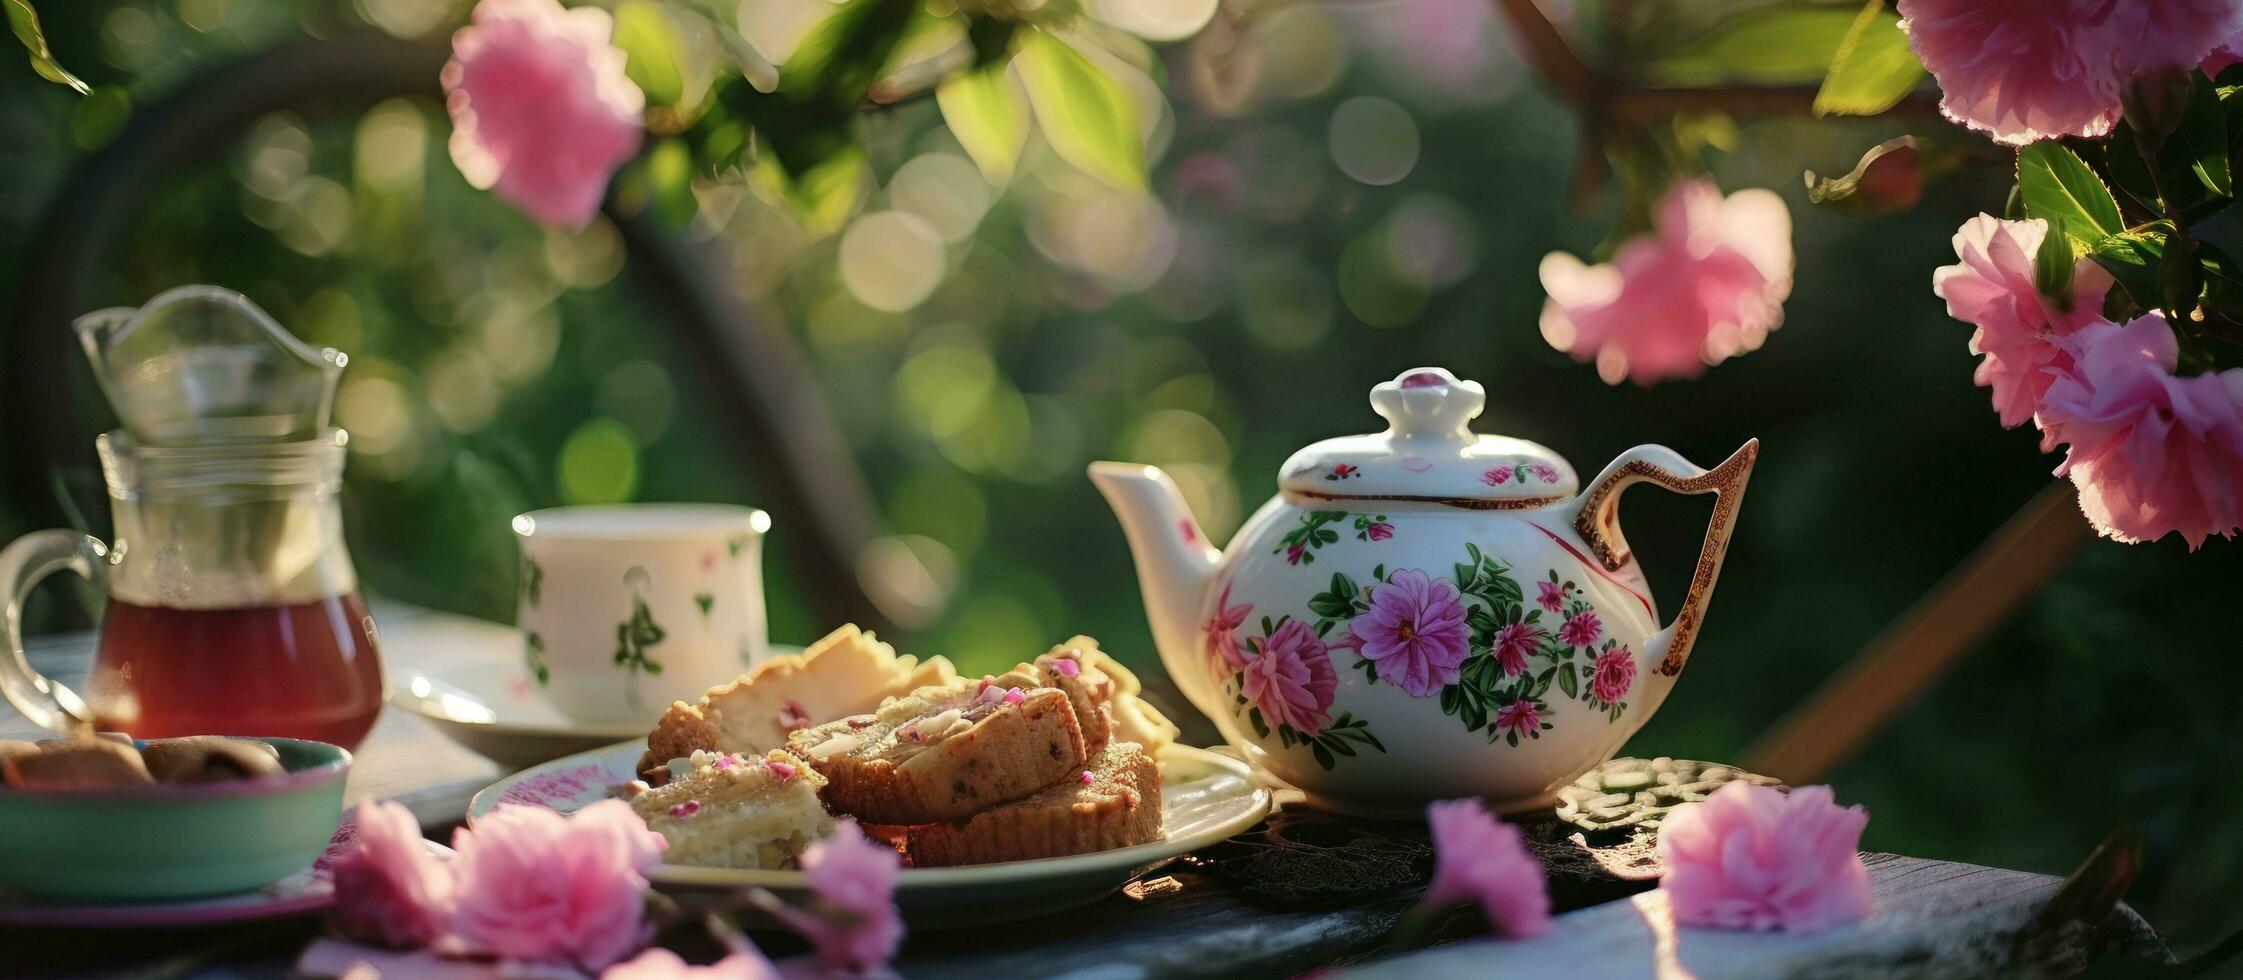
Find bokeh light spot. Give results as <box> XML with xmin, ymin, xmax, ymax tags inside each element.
<box><xmin>888</xmin><ymin>153</ymin><xmax>993</xmax><ymax>244</ymax></box>
<box><xmin>595</xmin><ymin>360</ymin><xmax>678</xmax><ymax>443</ymax></box>
<box><xmin>839</xmin><ymin>210</ymin><xmax>946</xmax><ymax>312</ymax></box>
<box><xmin>558</xmin><ymin>418</ymin><xmax>640</xmax><ymax>504</ymax></box>
<box><xmin>1329</xmin><ymin>96</ymin><xmax>1420</xmax><ymax>186</ymax></box>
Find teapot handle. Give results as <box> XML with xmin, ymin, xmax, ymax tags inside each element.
<box><xmin>1571</xmin><ymin>440</ymin><xmax>1758</xmax><ymax>677</ymax></box>
<box><xmin>0</xmin><ymin>530</ymin><xmax>106</xmax><ymax>734</ymax></box>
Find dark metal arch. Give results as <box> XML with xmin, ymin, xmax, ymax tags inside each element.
<box><xmin>2</xmin><ymin>33</ymin><xmax>890</xmax><ymax>632</ymax></box>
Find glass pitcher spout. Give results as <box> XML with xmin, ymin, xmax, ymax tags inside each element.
<box><xmin>74</xmin><ymin>285</ymin><xmax>347</xmax><ymax>446</ymax></box>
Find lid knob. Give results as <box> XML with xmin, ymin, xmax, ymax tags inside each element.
<box><xmin>1369</xmin><ymin>367</ymin><xmax>1484</xmax><ymax>442</ymax></box>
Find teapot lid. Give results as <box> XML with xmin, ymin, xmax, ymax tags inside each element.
<box><xmin>1277</xmin><ymin>367</ymin><xmax>1577</xmax><ymax>506</ymax></box>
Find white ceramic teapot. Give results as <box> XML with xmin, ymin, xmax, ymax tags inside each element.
<box><xmin>1090</xmin><ymin>367</ymin><xmax>1757</xmax><ymax>816</ymax></box>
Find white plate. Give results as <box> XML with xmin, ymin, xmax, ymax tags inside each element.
<box><xmin>382</xmin><ymin>609</ymin><xmax>790</xmax><ymax>769</ymax></box>
<box><xmin>470</xmin><ymin>741</ymin><xmax>1272</xmax><ymax>928</ymax></box>
<box><xmin>0</xmin><ymin>830</ymin><xmax>451</xmax><ymax>929</ymax></box>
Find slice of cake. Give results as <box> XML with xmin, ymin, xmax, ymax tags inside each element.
<box><xmin>621</xmin><ymin>749</ymin><xmax>833</xmax><ymax>869</ymax></box>
<box><xmin>788</xmin><ymin>681</ymin><xmax>1086</xmax><ymax>824</ymax></box>
<box><xmin>639</xmin><ymin>624</ymin><xmax>957</xmax><ymax>784</ymax></box>
<box><xmin>862</xmin><ymin>741</ymin><xmax>1164</xmax><ymax>867</ymax></box>
<box><xmin>1041</xmin><ymin>636</ymin><xmax>1180</xmax><ymax>755</ymax></box>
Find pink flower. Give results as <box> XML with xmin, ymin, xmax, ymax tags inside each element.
<box><xmin>1528</xmin><ymin>463</ymin><xmax>1560</xmax><ymax>483</ymax></box>
<box><xmin>1535</xmin><ymin>579</ymin><xmax>1565</xmax><ymax>614</ymax></box>
<box><xmin>1493</xmin><ymin>699</ymin><xmax>1541</xmax><ymax>737</ymax></box>
<box><xmin>1490</xmin><ymin>622</ymin><xmax>1545</xmax><ymax>677</ymax></box>
<box><xmin>1345</xmin><ymin>569</ymin><xmax>1471</xmax><ymax>697</ymax></box>
<box><xmin>1590</xmin><ymin>645</ymin><xmax>1636</xmax><ymax>705</ymax></box>
<box><xmin>767</xmin><ymin>819</ymin><xmax>904</xmax><ymax>976</ymax></box>
<box><xmin>1285</xmin><ymin>544</ymin><xmax>1306</xmax><ymax>565</ymax></box>
<box><xmin>2208</xmin><ymin>42</ymin><xmax>2243</xmax><ymax>77</ymax></box>
<box><xmin>1539</xmin><ymin>179</ymin><xmax>1791</xmax><ymax>386</ymax></box>
<box><xmin>1203</xmin><ymin>582</ymin><xmax>1253</xmax><ymax>671</ymax></box>
<box><xmin>2107</xmin><ymin>0</ymin><xmax>2243</xmax><ymax>74</ymax></box>
<box><xmin>328</xmin><ymin>800</ymin><xmax>453</xmax><ymax>949</ymax></box>
<box><xmin>1558</xmin><ymin>610</ymin><xmax>1601</xmax><ymax>648</ymax></box>
<box><xmin>2039</xmin><ymin>315</ymin><xmax>2243</xmax><ymax>548</ymax></box>
<box><xmin>1365</xmin><ymin>521</ymin><xmax>1395</xmax><ymax>541</ymax></box>
<box><xmin>1241</xmin><ymin>619</ymin><xmax>1339</xmax><ymax>735</ymax></box>
<box><xmin>1897</xmin><ymin>0</ymin><xmax>2129</xmax><ymax>145</ymax></box>
<box><xmin>603</xmin><ymin>948</ymin><xmax>780</xmax><ymax>979</ymax></box>
<box><xmin>1421</xmin><ymin>799</ymin><xmax>1551</xmax><ymax>937</ymax></box>
<box><xmin>449</xmin><ymin>800</ymin><xmax>666</xmax><ymax>971</ymax></box>
<box><xmin>1659</xmin><ymin>783</ymin><xmax>1872</xmax><ymax>933</ymax></box>
<box><xmin>442</xmin><ymin>0</ymin><xmax>645</xmax><ymax>228</ymax></box>
<box><xmin>1932</xmin><ymin>215</ymin><xmax>2114</xmax><ymax>428</ymax></box>
<box><xmin>1481</xmin><ymin>465</ymin><xmax>1513</xmax><ymax>486</ymax></box>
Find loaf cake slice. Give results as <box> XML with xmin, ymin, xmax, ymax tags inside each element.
<box><xmin>788</xmin><ymin>681</ymin><xmax>1086</xmax><ymax>824</ymax></box>
<box><xmin>862</xmin><ymin>741</ymin><xmax>1163</xmax><ymax>867</ymax></box>
<box><xmin>639</xmin><ymin>624</ymin><xmax>956</xmax><ymax>784</ymax></box>
<box><xmin>621</xmin><ymin>749</ymin><xmax>832</xmax><ymax>869</ymax></box>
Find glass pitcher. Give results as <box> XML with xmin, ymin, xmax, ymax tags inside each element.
<box><xmin>0</xmin><ymin>288</ymin><xmax>383</xmax><ymax>749</ymax></box>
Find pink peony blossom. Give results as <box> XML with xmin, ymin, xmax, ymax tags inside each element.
<box><xmin>1535</xmin><ymin>579</ymin><xmax>1565</xmax><ymax>614</ymax></box>
<box><xmin>2107</xmin><ymin>0</ymin><xmax>2243</xmax><ymax>74</ymax></box>
<box><xmin>1897</xmin><ymin>0</ymin><xmax>2126</xmax><ymax>145</ymax></box>
<box><xmin>1242</xmin><ymin>619</ymin><xmax>1340</xmax><ymax>735</ymax></box>
<box><xmin>2038</xmin><ymin>315</ymin><xmax>2243</xmax><ymax>548</ymax></box>
<box><xmin>2208</xmin><ymin>42</ymin><xmax>2243</xmax><ymax>77</ymax></box>
<box><xmin>1933</xmin><ymin>215</ymin><xmax>2114</xmax><ymax>428</ymax></box>
<box><xmin>1422</xmin><ymin>799</ymin><xmax>1551</xmax><ymax>937</ymax></box>
<box><xmin>1285</xmin><ymin>544</ymin><xmax>1306</xmax><ymax>565</ymax></box>
<box><xmin>1538</xmin><ymin>179</ymin><xmax>1791</xmax><ymax>386</ymax></box>
<box><xmin>1491</xmin><ymin>622</ymin><xmax>1546</xmax><ymax>677</ymax></box>
<box><xmin>1659</xmin><ymin>782</ymin><xmax>1872</xmax><ymax>933</ymax></box>
<box><xmin>1528</xmin><ymin>463</ymin><xmax>1560</xmax><ymax>483</ymax></box>
<box><xmin>1590</xmin><ymin>644</ymin><xmax>1636</xmax><ymax>705</ymax></box>
<box><xmin>1493</xmin><ymin>699</ymin><xmax>1541</xmax><ymax>738</ymax></box>
<box><xmin>767</xmin><ymin>819</ymin><xmax>904</xmax><ymax>976</ymax></box>
<box><xmin>328</xmin><ymin>800</ymin><xmax>453</xmax><ymax>949</ymax></box>
<box><xmin>1557</xmin><ymin>610</ymin><xmax>1601</xmax><ymax>648</ymax></box>
<box><xmin>442</xmin><ymin>0</ymin><xmax>645</xmax><ymax>228</ymax></box>
<box><xmin>1481</xmin><ymin>465</ymin><xmax>1513</xmax><ymax>486</ymax></box>
<box><xmin>1345</xmin><ymin>569</ymin><xmax>1471</xmax><ymax>697</ymax></box>
<box><xmin>1203</xmin><ymin>582</ymin><xmax>1253</xmax><ymax>671</ymax></box>
<box><xmin>603</xmin><ymin>948</ymin><xmax>780</xmax><ymax>979</ymax></box>
<box><xmin>1365</xmin><ymin>521</ymin><xmax>1395</xmax><ymax>541</ymax></box>
<box><xmin>449</xmin><ymin>800</ymin><xmax>666</xmax><ymax>971</ymax></box>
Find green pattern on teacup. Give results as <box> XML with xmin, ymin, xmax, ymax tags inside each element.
<box><xmin>695</xmin><ymin>593</ymin><xmax>714</xmax><ymax>621</ymax></box>
<box><xmin>521</xmin><ymin>555</ymin><xmax>544</xmax><ymax>608</ymax></box>
<box><xmin>614</xmin><ymin>567</ymin><xmax>667</xmax><ymax>676</ymax></box>
<box><xmin>525</xmin><ymin>631</ymin><xmax>550</xmax><ymax>686</ymax></box>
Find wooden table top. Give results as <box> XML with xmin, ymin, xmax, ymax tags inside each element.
<box><xmin>0</xmin><ymin>605</ymin><xmax>2172</xmax><ymax>977</ymax></box>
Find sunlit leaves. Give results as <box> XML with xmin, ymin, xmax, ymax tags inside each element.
<box><xmin>1813</xmin><ymin>1</ymin><xmax>1923</xmax><ymax>117</ymax></box>
<box><xmin>1015</xmin><ymin>30</ymin><xmax>1144</xmax><ymax>191</ymax></box>
<box><xmin>1647</xmin><ymin>6</ymin><xmax>1864</xmax><ymax>86</ymax></box>
<box><xmin>613</xmin><ymin>1</ymin><xmax>686</xmax><ymax>108</ymax></box>
<box><xmin>1085</xmin><ymin>0</ymin><xmax>1219</xmax><ymax>43</ymax></box>
<box><xmin>2017</xmin><ymin>142</ymin><xmax>2124</xmax><ymax>243</ymax></box>
<box><xmin>6</xmin><ymin>0</ymin><xmax>86</xmax><ymax>94</ymax></box>
<box><xmin>2032</xmin><ymin>217</ymin><xmax>2078</xmax><ymax>306</ymax></box>
<box><xmin>938</xmin><ymin>62</ymin><xmax>1030</xmax><ymax>183</ymax></box>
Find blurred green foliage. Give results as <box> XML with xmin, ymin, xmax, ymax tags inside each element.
<box><xmin>1</xmin><ymin>0</ymin><xmax>2240</xmax><ymax>956</ymax></box>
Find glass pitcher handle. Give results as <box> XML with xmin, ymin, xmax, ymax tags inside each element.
<box><xmin>0</xmin><ymin>530</ymin><xmax>106</xmax><ymax>734</ymax></box>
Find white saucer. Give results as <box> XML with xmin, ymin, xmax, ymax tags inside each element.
<box><xmin>471</xmin><ymin>741</ymin><xmax>1273</xmax><ymax>928</ymax></box>
<box><xmin>380</xmin><ymin>609</ymin><xmax>650</xmax><ymax>769</ymax></box>
<box><xmin>0</xmin><ymin>829</ymin><xmax>451</xmax><ymax>929</ymax></box>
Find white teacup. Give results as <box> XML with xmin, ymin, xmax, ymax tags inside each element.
<box><xmin>512</xmin><ymin>504</ymin><xmax>771</xmax><ymax>726</ymax></box>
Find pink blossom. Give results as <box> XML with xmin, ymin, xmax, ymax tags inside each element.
<box><xmin>603</xmin><ymin>948</ymin><xmax>780</xmax><ymax>980</ymax></box>
<box><xmin>767</xmin><ymin>819</ymin><xmax>904</xmax><ymax>976</ymax></box>
<box><xmin>2208</xmin><ymin>42</ymin><xmax>2243</xmax><ymax>77</ymax></box>
<box><xmin>1897</xmin><ymin>0</ymin><xmax>2128</xmax><ymax>145</ymax></box>
<box><xmin>1345</xmin><ymin>569</ymin><xmax>1471</xmax><ymax>697</ymax></box>
<box><xmin>328</xmin><ymin>800</ymin><xmax>453</xmax><ymax>949</ymax></box>
<box><xmin>1241</xmin><ymin>619</ymin><xmax>1340</xmax><ymax>735</ymax></box>
<box><xmin>1481</xmin><ymin>465</ymin><xmax>1513</xmax><ymax>486</ymax></box>
<box><xmin>1558</xmin><ymin>610</ymin><xmax>1601</xmax><ymax>648</ymax></box>
<box><xmin>1932</xmin><ymin>215</ymin><xmax>2115</xmax><ymax>428</ymax></box>
<box><xmin>1590</xmin><ymin>645</ymin><xmax>1636</xmax><ymax>705</ymax></box>
<box><xmin>1535</xmin><ymin>579</ymin><xmax>1565</xmax><ymax>614</ymax></box>
<box><xmin>449</xmin><ymin>800</ymin><xmax>666</xmax><ymax>970</ymax></box>
<box><xmin>1659</xmin><ymin>783</ymin><xmax>1872</xmax><ymax>933</ymax></box>
<box><xmin>1493</xmin><ymin>699</ymin><xmax>1541</xmax><ymax>738</ymax></box>
<box><xmin>1490</xmin><ymin>622</ymin><xmax>1545</xmax><ymax>677</ymax></box>
<box><xmin>1365</xmin><ymin>521</ymin><xmax>1395</xmax><ymax>541</ymax></box>
<box><xmin>1528</xmin><ymin>463</ymin><xmax>1560</xmax><ymax>483</ymax></box>
<box><xmin>2107</xmin><ymin>0</ymin><xmax>2243</xmax><ymax>74</ymax></box>
<box><xmin>1285</xmin><ymin>544</ymin><xmax>1306</xmax><ymax>565</ymax></box>
<box><xmin>1539</xmin><ymin>179</ymin><xmax>1791</xmax><ymax>386</ymax></box>
<box><xmin>1203</xmin><ymin>582</ymin><xmax>1253</xmax><ymax>671</ymax></box>
<box><xmin>2039</xmin><ymin>315</ymin><xmax>2243</xmax><ymax>548</ymax></box>
<box><xmin>442</xmin><ymin>0</ymin><xmax>645</xmax><ymax>228</ymax></box>
<box><xmin>1422</xmin><ymin>799</ymin><xmax>1551</xmax><ymax>937</ymax></box>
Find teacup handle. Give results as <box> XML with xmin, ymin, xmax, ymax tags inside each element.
<box><xmin>0</xmin><ymin>530</ymin><xmax>107</xmax><ymax>734</ymax></box>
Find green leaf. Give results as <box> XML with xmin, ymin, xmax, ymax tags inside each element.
<box><xmin>2035</xmin><ymin>217</ymin><xmax>2079</xmax><ymax>305</ymax></box>
<box><xmin>612</xmin><ymin>1</ymin><xmax>686</xmax><ymax>108</ymax></box>
<box><xmin>1813</xmin><ymin>1</ymin><xmax>1923</xmax><ymax>117</ymax></box>
<box><xmin>67</xmin><ymin>85</ymin><xmax>128</xmax><ymax>150</ymax></box>
<box><xmin>2173</xmin><ymin>75</ymin><xmax>2231</xmax><ymax>198</ymax></box>
<box><xmin>1014</xmin><ymin>30</ymin><xmax>1143</xmax><ymax>190</ymax></box>
<box><xmin>938</xmin><ymin>60</ymin><xmax>1030</xmax><ymax>183</ymax></box>
<box><xmin>1311</xmin><ymin>741</ymin><xmax>1336</xmax><ymax>770</ymax></box>
<box><xmin>6</xmin><ymin>0</ymin><xmax>84</xmax><ymax>94</ymax></box>
<box><xmin>2199</xmin><ymin>242</ymin><xmax>2243</xmax><ymax>320</ymax></box>
<box><xmin>2163</xmin><ymin>230</ymin><xmax>2201</xmax><ymax>320</ymax></box>
<box><xmin>1646</xmin><ymin>7</ymin><xmax>1864</xmax><ymax>86</ymax></box>
<box><xmin>1557</xmin><ymin>663</ymin><xmax>1579</xmax><ymax>698</ymax></box>
<box><xmin>2089</xmin><ymin>228</ymin><xmax>2168</xmax><ymax>315</ymax></box>
<box><xmin>1248</xmin><ymin>707</ymin><xmax>1269</xmax><ymax>738</ymax></box>
<box><xmin>2018</xmin><ymin>142</ymin><xmax>2125</xmax><ymax>241</ymax></box>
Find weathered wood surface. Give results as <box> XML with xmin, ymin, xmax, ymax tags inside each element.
<box><xmin>1347</xmin><ymin>853</ymin><xmax>2168</xmax><ymax>979</ymax></box>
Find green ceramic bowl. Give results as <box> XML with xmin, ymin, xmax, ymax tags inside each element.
<box><xmin>0</xmin><ymin>738</ymin><xmax>349</xmax><ymax>901</ymax></box>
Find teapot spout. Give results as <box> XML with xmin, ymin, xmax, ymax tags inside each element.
<box><xmin>1087</xmin><ymin>462</ymin><xmax>1221</xmax><ymax>702</ymax></box>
